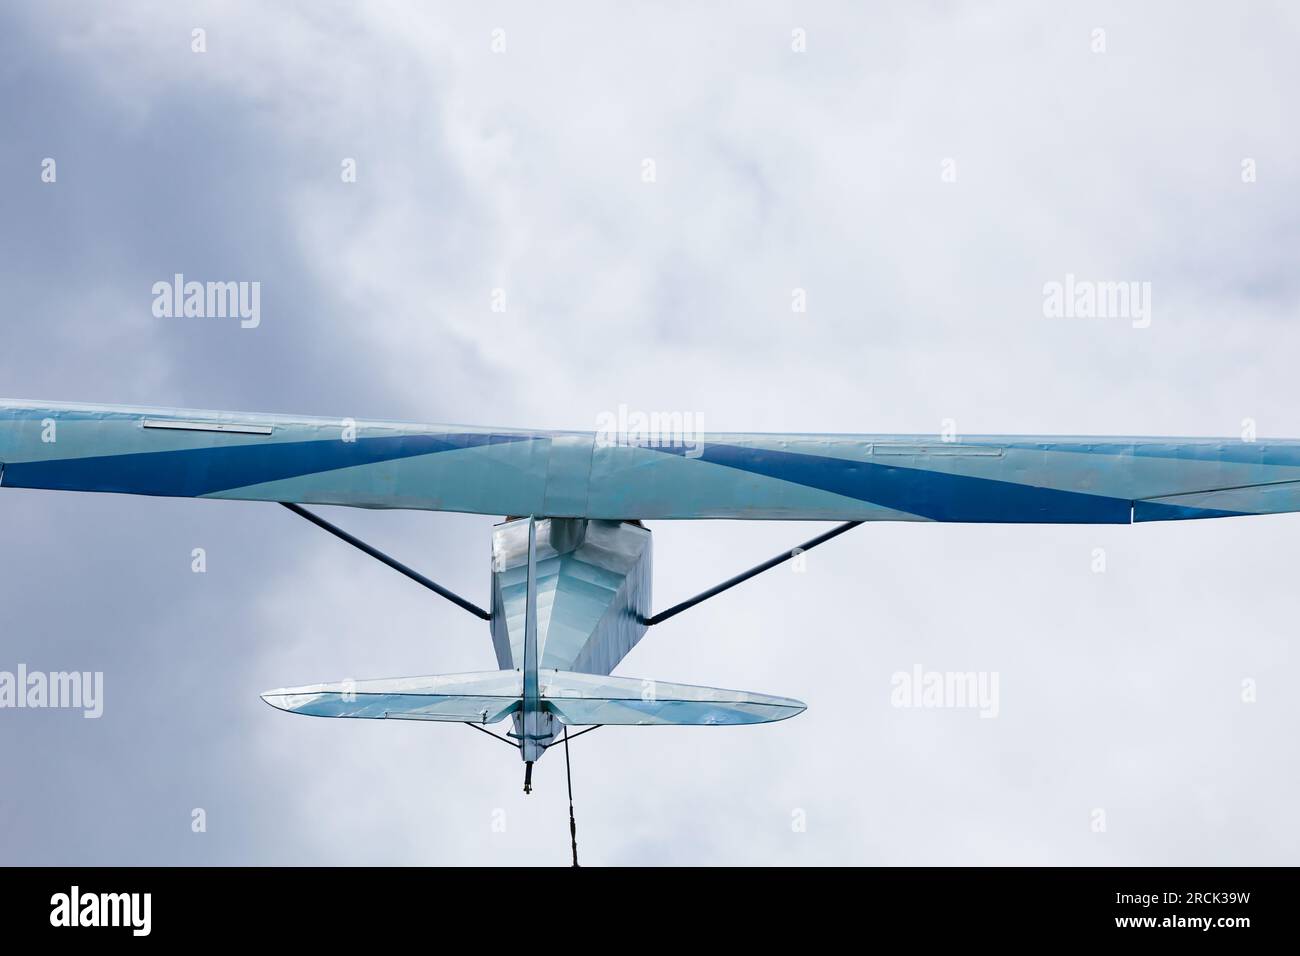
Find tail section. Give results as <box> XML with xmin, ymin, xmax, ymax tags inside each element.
<box><xmin>261</xmin><ymin>669</ymin><xmax>804</xmax><ymax>728</ymax></box>
<box><xmin>260</xmin><ymin>670</ymin><xmax>522</xmax><ymax>724</ymax></box>
<box><xmin>540</xmin><ymin>671</ymin><xmax>805</xmax><ymax>726</ymax></box>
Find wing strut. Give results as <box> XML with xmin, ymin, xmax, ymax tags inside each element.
<box><xmin>278</xmin><ymin>502</ymin><xmax>491</xmax><ymax>621</ymax></box>
<box><xmin>521</xmin><ymin>515</ymin><xmax>540</xmax><ymax>791</ymax></box>
<box><xmin>644</xmin><ymin>520</ymin><xmax>862</xmax><ymax>626</ymax></box>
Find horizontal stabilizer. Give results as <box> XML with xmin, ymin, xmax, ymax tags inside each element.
<box><xmin>539</xmin><ymin>671</ymin><xmax>805</xmax><ymax>726</ymax></box>
<box><xmin>261</xmin><ymin>670</ymin><xmax>522</xmax><ymax>724</ymax></box>
<box><xmin>262</xmin><ymin>669</ymin><xmax>805</xmax><ymax>727</ymax></box>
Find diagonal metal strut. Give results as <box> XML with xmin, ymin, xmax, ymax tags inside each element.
<box><xmin>279</xmin><ymin>502</ymin><xmax>491</xmax><ymax>621</ymax></box>
<box><xmin>644</xmin><ymin>520</ymin><xmax>863</xmax><ymax>626</ymax></box>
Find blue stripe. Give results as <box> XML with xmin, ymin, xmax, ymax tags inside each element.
<box><xmin>1132</xmin><ymin>501</ymin><xmax>1249</xmax><ymax>522</ymax></box>
<box><xmin>2</xmin><ymin>433</ymin><xmax>532</xmax><ymax>497</ymax></box>
<box><xmin>655</xmin><ymin>443</ymin><xmax>1133</xmax><ymax>523</ymax></box>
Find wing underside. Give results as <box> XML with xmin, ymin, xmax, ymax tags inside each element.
<box><xmin>8</xmin><ymin>399</ymin><xmax>1300</xmax><ymax>522</ymax></box>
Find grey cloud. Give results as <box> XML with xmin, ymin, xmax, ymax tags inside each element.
<box><xmin>1</xmin><ymin>0</ymin><xmax>1298</xmax><ymax>864</ymax></box>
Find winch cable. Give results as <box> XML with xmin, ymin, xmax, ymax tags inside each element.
<box><xmin>563</xmin><ymin>726</ymin><xmax>579</xmax><ymax>867</ymax></box>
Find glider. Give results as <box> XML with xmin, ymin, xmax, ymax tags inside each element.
<box><xmin>3</xmin><ymin>399</ymin><xmax>1296</xmax><ymax>811</ymax></box>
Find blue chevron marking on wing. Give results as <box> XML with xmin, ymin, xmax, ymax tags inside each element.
<box><xmin>652</xmin><ymin>443</ymin><xmax>1133</xmax><ymax>523</ymax></box>
<box><xmin>1</xmin><ymin>433</ymin><xmax>533</xmax><ymax>498</ymax></box>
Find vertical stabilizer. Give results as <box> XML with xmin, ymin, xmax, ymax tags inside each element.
<box><xmin>519</xmin><ymin>516</ymin><xmax>546</xmax><ymax>784</ymax></box>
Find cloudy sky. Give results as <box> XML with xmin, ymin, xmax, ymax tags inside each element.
<box><xmin>2</xmin><ymin>0</ymin><xmax>1298</xmax><ymax>865</ymax></box>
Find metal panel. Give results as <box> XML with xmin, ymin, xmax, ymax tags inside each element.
<box><xmin>542</xmin><ymin>434</ymin><xmax>593</xmax><ymax>517</ymax></box>
<box><xmin>872</xmin><ymin>443</ymin><xmax>1003</xmax><ymax>457</ymax></box>
<box><xmin>490</xmin><ymin>517</ymin><xmax>651</xmax><ymax>675</ymax></box>
<box><xmin>142</xmin><ymin>418</ymin><xmax>273</xmax><ymax>435</ymax></box>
